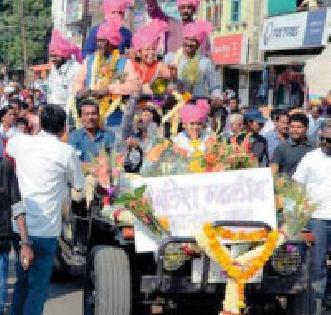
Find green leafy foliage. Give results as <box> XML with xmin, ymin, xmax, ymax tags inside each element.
<box><xmin>114</xmin><ymin>192</ymin><xmax>136</xmax><ymax>205</ymax></box>
<box><xmin>134</xmin><ymin>185</ymin><xmax>147</xmax><ymax>199</ymax></box>
<box><xmin>0</xmin><ymin>0</ymin><xmax>52</xmax><ymax>69</ymax></box>
<box><xmin>114</xmin><ymin>185</ymin><xmax>168</xmax><ymax>237</ymax></box>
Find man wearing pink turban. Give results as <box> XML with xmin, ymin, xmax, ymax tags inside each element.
<box><xmin>164</xmin><ymin>20</ymin><xmax>222</xmax><ymax>103</ymax></box>
<box><xmin>47</xmin><ymin>30</ymin><xmax>82</xmax><ymax>115</ymax></box>
<box><xmin>83</xmin><ymin>0</ymin><xmax>133</xmax><ymax>58</ymax></box>
<box><xmin>172</xmin><ymin>99</ymin><xmax>212</xmax><ymax>155</ymax></box>
<box><xmin>145</xmin><ymin>0</ymin><xmax>210</xmax><ymax>54</ymax></box>
<box><xmin>74</xmin><ymin>18</ymin><xmax>142</xmax><ymax>130</ymax></box>
<box><xmin>122</xmin><ymin>19</ymin><xmax>172</xmax><ymax>94</ymax></box>
<box><xmin>75</xmin><ymin>17</ymin><xmax>141</xmax><ymax>97</ymax></box>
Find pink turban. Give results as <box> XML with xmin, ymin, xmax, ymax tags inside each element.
<box><xmin>49</xmin><ymin>30</ymin><xmax>73</xmax><ymax>59</ymax></box>
<box><xmin>132</xmin><ymin>19</ymin><xmax>168</xmax><ymax>51</ymax></box>
<box><xmin>97</xmin><ymin>17</ymin><xmax>122</xmax><ymax>46</ymax></box>
<box><xmin>103</xmin><ymin>0</ymin><xmax>133</xmax><ymax>20</ymax></box>
<box><xmin>180</xmin><ymin>99</ymin><xmax>210</xmax><ymax>123</ymax></box>
<box><xmin>183</xmin><ymin>20</ymin><xmax>212</xmax><ymax>44</ymax></box>
<box><xmin>70</xmin><ymin>44</ymin><xmax>83</xmax><ymax>63</ymax></box>
<box><xmin>49</xmin><ymin>30</ymin><xmax>83</xmax><ymax>62</ymax></box>
<box><xmin>177</xmin><ymin>0</ymin><xmax>200</xmax><ymax>9</ymax></box>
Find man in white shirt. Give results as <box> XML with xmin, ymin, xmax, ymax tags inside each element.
<box><xmin>47</xmin><ymin>30</ymin><xmax>81</xmax><ymax>116</ymax></box>
<box><xmin>293</xmin><ymin>122</ymin><xmax>331</xmax><ymax>315</ymax></box>
<box><xmin>7</xmin><ymin>105</ymin><xmax>84</xmax><ymax>315</ymax></box>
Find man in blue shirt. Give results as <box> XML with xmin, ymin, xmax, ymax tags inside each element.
<box><xmin>83</xmin><ymin>0</ymin><xmax>132</xmax><ymax>58</ymax></box>
<box><xmin>68</xmin><ymin>98</ymin><xmax>115</xmax><ymax>164</ymax></box>
<box><xmin>264</xmin><ymin>110</ymin><xmax>289</xmax><ymax>160</ymax></box>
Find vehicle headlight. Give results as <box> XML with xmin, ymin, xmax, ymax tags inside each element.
<box><xmin>163</xmin><ymin>244</ymin><xmax>186</xmax><ymax>271</ymax></box>
<box><xmin>271</xmin><ymin>244</ymin><xmax>301</xmax><ymax>276</ymax></box>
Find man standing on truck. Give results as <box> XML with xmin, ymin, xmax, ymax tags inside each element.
<box><xmin>47</xmin><ymin>30</ymin><xmax>82</xmax><ymax>116</ymax></box>
<box><xmin>7</xmin><ymin>105</ymin><xmax>84</xmax><ymax>315</ymax></box>
<box><xmin>74</xmin><ymin>18</ymin><xmax>141</xmax><ymax>129</ymax></box>
<box><xmin>82</xmin><ymin>0</ymin><xmax>133</xmax><ymax>58</ymax></box>
<box><xmin>145</xmin><ymin>0</ymin><xmax>210</xmax><ymax>55</ymax></box>
<box><xmin>164</xmin><ymin>20</ymin><xmax>221</xmax><ymax>99</ymax></box>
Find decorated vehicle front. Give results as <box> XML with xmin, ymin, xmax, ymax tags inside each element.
<box><xmin>93</xmin><ymin>137</ymin><xmax>316</xmax><ymax>315</ymax></box>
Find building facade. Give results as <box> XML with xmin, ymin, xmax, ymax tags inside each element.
<box><xmin>200</xmin><ymin>0</ymin><xmax>265</xmax><ymax>107</ymax></box>
<box><xmin>260</xmin><ymin>0</ymin><xmax>331</xmax><ymax>107</ymax></box>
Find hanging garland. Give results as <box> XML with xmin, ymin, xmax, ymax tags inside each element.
<box><xmin>196</xmin><ymin>223</ymin><xmax>282</xmax><ymax>315</ymax></box>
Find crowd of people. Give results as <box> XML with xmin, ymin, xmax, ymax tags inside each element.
<box><xmin>0</xmin><ymin>0</ymin><xmax>331</xmax><ymax>314</ymax></box>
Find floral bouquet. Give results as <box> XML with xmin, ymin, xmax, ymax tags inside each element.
<box><xmin>114</xmin><ymin>185</ymin><xmax>169</xmax><ymax>237</ymax></box>
<box><xmin>141</xmin><ymin>139</ymin><xmax>188</xmax><ymax>177</ymax></box>
<box><xmin>187</xmin><ymin>135</ymin><xmax>258</xmax><ymax>174</ymax></box>
<box><xmin>274</xmin><ymin>176</ymin><xmax>317</xmax><ymax>240</ymax></box>
<box><xmin>141</xmin><ymin>136</ymin><xmax>258</xmax><ymax>176</ymax></box>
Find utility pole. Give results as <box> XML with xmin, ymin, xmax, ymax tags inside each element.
<box><xmin>19</xmin><ymin>0</ymin><xmax>28</xmax><ymax>85</ymax></box>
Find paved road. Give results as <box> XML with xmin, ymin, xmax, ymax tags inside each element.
<box><xmin>6</xmin><ymin>251</ymin><xmax>331</xmax><ymax>315</ymax></box>
<box><xmin>44</xmin><ymin>278</ymin><xmax>83</xmax><ymax>315</ymax></box>
<box><xmin>6</xmin><ymin>251</ymin><xmax>84</xmax><ymax>315</ymax></box>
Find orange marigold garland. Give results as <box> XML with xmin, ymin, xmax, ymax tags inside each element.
<box><xmin>198</xmin><ymin>223</ymin><xmax>280</xmax><ymax>315</ymax></box>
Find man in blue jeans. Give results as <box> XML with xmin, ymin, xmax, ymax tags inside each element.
<box><xmin>7</xmin><ymin>105</ymin><xmax>84</xmax><ymax>315</ymax></box>
<box><xmin>0</xmin><ymin>157</ymin><xmax>33</xmax><ymax>315</ymax></box>
<box><xmin>293</xmin><ymin>121</ymin><xmax>331</xmax><ymax>315</ymax></box>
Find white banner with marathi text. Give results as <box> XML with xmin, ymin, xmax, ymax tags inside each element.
<box><xmin>131</xmin><ymin>168</ymin><xmax>276</xmax><ymax>252</ymax></box>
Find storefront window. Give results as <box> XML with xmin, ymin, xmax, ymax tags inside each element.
<box><xmin>231</xmin><ymin>0</ymin><xmax>241</xmax><ymax>23</ymax></box>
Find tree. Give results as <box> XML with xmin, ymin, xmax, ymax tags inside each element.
<box><xmin>0</xmin><ymin>0</ymin><xmax>52</xmax><ymax>69</ymax></box>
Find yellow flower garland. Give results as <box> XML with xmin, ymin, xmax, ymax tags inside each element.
<box><xmin>92</xmin><ymin>50</ymin><xmax>121</xmax><ymax>125</ymax></box>
<box><xmin>198</xmin><ymin>223</ymin><xmax>280</xmax><ymax>315</ymax></box>
<box><xmin>92</xmin><ymin>49</ymin><xmax>120</xmax><ymax>90</ymax></box>
<box><xmin>161</xmin><ymin>91</ymin><xmax>192</xmax><ymax>136</ymax></box>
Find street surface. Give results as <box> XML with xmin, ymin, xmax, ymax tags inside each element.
<box><xmin>5</xmin><ymin>252</ymin><xmax>331</xmax><ymax>315</ymax></box>
<box><xmin>44</xmin><ymin>279</ymin><xmax>83</xmax><ymax>315</ymax></box>
<box><xmin>6</xmin><ymin>252</ymin><xmax>83</xmax><ymax>315</ymax></box>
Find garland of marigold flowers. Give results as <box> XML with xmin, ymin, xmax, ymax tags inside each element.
<box><xmin>92</xmin><ymin>50</ymin><xmax>120</xmax><ymax>124</ymax></box>
<box><xmin>199</xmin><ymin>223</ymin><xmax>280</xmax><ymax>315</ymax></box>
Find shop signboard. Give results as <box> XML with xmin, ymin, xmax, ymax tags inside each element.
<box><xmin>260</xmin><ymin>12</ymin><xmax>307</xmax><ymax>51</ymax></box>
<box><xmin>212</xmin><ymin>34</ymin><xmax>247</xmax><ymax>65</ymax></box>
<box><xmin>303</xmin><ymin>9</ymin><xmax>327</xmax><ymax>47</ymax></box>
<box><xmin>260</xmin><ymin>10</ymin><xmax>328</xmax><ymax>51</ymax></box>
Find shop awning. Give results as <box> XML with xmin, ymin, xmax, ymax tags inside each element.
<box><xmin>266</xmin><ymin>55</ymin><xmax>316</xmax><ymax>65</ymax></box>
